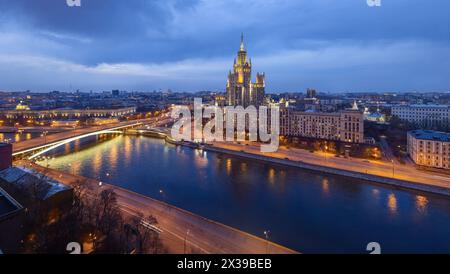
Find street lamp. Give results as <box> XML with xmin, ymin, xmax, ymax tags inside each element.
<box><xmin>391</xmin><ymin>160</ymin><xmax>395</xmax><ymax>178</ymax></box>
<box><xmin>184</xmin><ymin>229</ymin><xmax>190</xmax><ymax>254</ymax></box>
<box><xmin>42</xmin><ymin>130</ymin><xmax>49</xmax><ymax>146</ymax></box>
<box><xmin>264</xmin><ymin>230</ymin><xmax>270</xmax><ymax>254</ymax></box>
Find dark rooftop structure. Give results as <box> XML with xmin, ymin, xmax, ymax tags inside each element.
<box><xmin>0</xmin><ymin>167</ymin><xmax>71</xmax><ymax>201</ymax></box>
<box><xmin>408</xmin><ymin>130</ymin><xmax>450</xmax><ymax>142</ymax></box>
<box><xmin>0</xmin><ymin>143</ymin><xmax>12</xmax><ymax>171</ymax></box>
<box><xmin>0</xmin><ymin>186</ymin><xmax>22</xmax><ymax>220</ymax></box>
<box><xmin>0</xmin><ymin>186</ymin><xmax>23</xmax><ymax>253</ymax></box>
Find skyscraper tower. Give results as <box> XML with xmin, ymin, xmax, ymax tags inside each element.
<box><xmin>226</xmin><ymin>34</ymin><xmax>265</xmax><ymax>107</ymax></box>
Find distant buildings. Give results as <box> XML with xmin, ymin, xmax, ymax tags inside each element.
<box><xmin>364</xmin><ymin>108</ymin><xmax>386</xmax><ymax>123</ymax></box>
<box><xmin>0</xmin><ymin>107</ymin><xmax>136</xmax><ymax>121</ymax></box>
<box><xmin>15</xmin><ymin>101</ymin><xmax>30</xmax><ymax>111</ymax></box>
<box><xmin>87</xmin><ymin>117</ymin><xmax>120</xmax><ymax>126</ymax></box>
<box><xmin>226</xmin><ymin>34</ymin><xmax>265</xmax><ymax>107</ymax></box>
<box><xmin>306</xmin><ymin>88</ymin><xmax>317</xmax><ymax>99</ymax></box>
<box><xmin>50</xmin><ymin>120</ymin><xmax>80</xmax><ymax>128</ymax></box>
<box><xmin>392</xmin><ymin>104</ymin><xmax>450</xmax><ymax>127</ymax></box>
<box><xmin>280</xmin><ymin>101</ymin><xmax>364</xmax><ymax>143</ymax></box>
<box><xmin>407</xmin><ymin>130</ymin><xmax>450</xmax><ymax>170</ymax></box>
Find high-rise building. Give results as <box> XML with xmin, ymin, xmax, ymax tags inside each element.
<box><xmin>226</xmin><ymin>34</ymin><xmax>265</xmax><ymax>107</ymax></box>
<box><xmin>306</xmin><ymin>88</ymin><xmax>317</xmax><ymax>99</ymax></box>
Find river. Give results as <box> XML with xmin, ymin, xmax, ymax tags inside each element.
<box><xmin>39</xmin><ymin>135</ymin><xmax>450</xmax><ymax>253</ymax></box>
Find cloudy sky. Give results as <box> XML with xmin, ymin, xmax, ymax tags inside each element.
<box><xmin>0</xmin><ymin>0</ymin><xmax>449</xmax><ymax>93</ymax></box>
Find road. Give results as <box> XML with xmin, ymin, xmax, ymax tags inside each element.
<box><xmin>17</xmin><ymin>161</ymin><xmax>297</xmax><ymax>254</ymax></box>
<box><xmin>379</xmin><ymin>136</ymin><xmax>397</xmax><ymax>163</ymax></box>
<box><xmin>211</xmin><ymin>141</ymin><xmax>450</xmax><ymax>189</ymax></box>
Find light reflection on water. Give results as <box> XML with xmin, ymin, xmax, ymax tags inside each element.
<box><xmin>416</xmin><ymin>195</ymin><xmax>428</xmax><ymax>214</ymax></box>
<box><xmin>388</xmin><ymin>193</ymin><xmax>398</xmax><ymax>215</ymax></box>
<box><xmin>39</xmin><ymin>135</ymin><xmax>450</xmax><ymax>253</ymax></box>
<box><xmin>322</xmin><ymin>178</ymin><xmax>330</xmax><ymax>196</ymax></box>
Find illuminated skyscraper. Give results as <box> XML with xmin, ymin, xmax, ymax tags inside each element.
<box><xmin>226</xmin><ymin>34</ymin><xmax>265</xmax><ymax>107</ymax></box>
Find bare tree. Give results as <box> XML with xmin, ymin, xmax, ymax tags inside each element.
<box><xmin>135</xmin><ymin>213</ymin><xmax>159</xmax><ymax>254</ymax></box>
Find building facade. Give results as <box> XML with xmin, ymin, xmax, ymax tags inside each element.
<box><xmin>407</xmin><ymin>130</ymin><xmax>450</xmax><ymax>170</ymax></box>
<box><xmin>0</xmin><ymin>107</ymin><xmax>136</xmax><ymax>121</ymax></box>
<box><xmin>0</xmin><ymin>143</ymin><xmax>12</xmax><ymax>171</ymax></box>
<box><xmin>226</xmin><ymin>34</ymin><xmax>265</xmax><ymax>107</ymax></box>
<box><xmin>392</xmin><ymin>104</ymin><xmax>450</xmax><ymax>128</ymax></box>
<box><xmin>280</xmin><ymin>103</ymin><xmax>364</xmax><ymax>143</ymax></box>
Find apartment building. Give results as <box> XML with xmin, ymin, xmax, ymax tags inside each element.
<box><xmin>407</xmin><ymin>130</ymin><xmax>450</xmax><ymax>169</ymax></box>
<box><xmin>280</xmin><ymin>103</ymin><xmax>364</xmax><ymax>143</ymax></box>
<box><xmin>392</xmin><ymin>104</ymin><xmax>450</xmax><ymax>126</ymax></box>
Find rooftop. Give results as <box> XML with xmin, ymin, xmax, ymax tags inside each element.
<box><xmin>0</xmin><ymin>186</ymin><xmax>22</xmax><ymax>220</ymax></box>
<box><xmin>0</xmin><ymin>143</ymin><xmax>12</xmax><ymax>148</ymax></box>
<box><xmin>394</xmin><ymin>104</ymin><xmax>450</xmax><ymax>109</ymax></box>
<box><xmin>0</xmin><ymin>167</ymin><xmax>71</xmax><ymax>200</ymax></box>
<box><xmin>408</xmin><ymin>130</ymin><xmax>450</xmax><ymax>142</ymax></box>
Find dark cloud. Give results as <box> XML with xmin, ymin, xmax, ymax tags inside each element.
<box><xmin>0</xmin><ymin>0</ymin><xmax>449</xmax><ymax>92</ymax></box>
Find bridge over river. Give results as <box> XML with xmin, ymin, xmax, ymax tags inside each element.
<box><xmin>11</xmin><ymin>117</ymin><xmax>171</xmax><ymax>159</ymax></box>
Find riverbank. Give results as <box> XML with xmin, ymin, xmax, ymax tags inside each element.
<box><xmin>0</xmin><ymin>126</ymin><xmax>68</xmax><ymax>133</ymax></box>
<box><xmin>16</xmin><ymin>160</ymin><xmax>298</xmax><ymax>254</ymax></box>
<box><xmin>203</xmin><ymin>145</ymin><xmax>450</xmax><ymax>197</ymax></box>
<box><xmin>136</xmin><ymin>129</ymin><xmax>450</xmax><ymax>197</ymax></box>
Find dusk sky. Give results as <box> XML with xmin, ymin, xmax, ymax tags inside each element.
<box><xmin>0</xmin><ymin>0</ymin><xmax>449</xmax><ymax>93</ymax></box>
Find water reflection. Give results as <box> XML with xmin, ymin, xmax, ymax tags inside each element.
<box><xmin>109</xmin><ymin>143</ymin><xmax>118</xmax><ymax>170</ymax></box>
<box><xmin>64</xmin><ymin>143</ymin><xmax>71</xmax><ymax>154</ymax></box>
<box><xmin>240</xmin><ymin>162</ymin><xmax>247</xmax><ymax>173</ymax></box>
<box><xmin>416</xmin><ymin>195</ymin><xmax>428</xmax><ymax>214</ymax></box>
<box><xmin>388</xmin><ymin>193</ymin><xmax>398</xmax><ymax>215</ymax></box>
<box><xmin>195</xmin><ymin>149</ymin><xmax>209</xmax><ymax>169</ymax></box>
<box><xmin>39</xmin><ymin>135</ymin><xmax>450</xmax><ymax>253</ymax></box>
<box><xmin>124</xmin><ymin>136</ymin><xmax>132</xmax><ymax>165</ymax></box>
<box><xmin>372</xmin><ymin>189</ymin><xmax>380</xmax><ymax>196</ymax></box>
<box><xmin>322</xmin><ymin>178</ymin><xmax>330</xmax><ymax>196</ymax></box>
<box><xmin>92</xmin><ymin>149</ymin><xmax>102</xmax><ymax>175</ymax></box>
<box><xmin>268</xmin><ymin>168</ymin><xmax>275</xmax><ymax>184</ymax></box>
<box><xmin>226</xmin><ymin>158</ymin><xmax>232</xmax><ymax>175</ymax></box>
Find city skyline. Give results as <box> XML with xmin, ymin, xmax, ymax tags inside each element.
<box><xmin>0</xmin><ymin>0</ymin><xmax>450</xmax><ymax>93</ymax></box>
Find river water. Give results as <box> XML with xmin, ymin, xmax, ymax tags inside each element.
<box><xmin>40</xmin><ymin>135</ymin><xmax>450</xmax><ymax>253</ymax></box>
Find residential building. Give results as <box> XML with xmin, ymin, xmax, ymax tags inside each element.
<box><xmin>392</xmin><ymin>104</ymin><xmax>450</xmax><ymax>127</ymax></box>
<box><xmin>407</xmin><ymin>130</ymin><xmax>450</xmax><ymax>169</ymax></box>
<box><xmin>281</xmin><ymin>101</ymin><xmax>364</xmax><ymax>143</ymax></box>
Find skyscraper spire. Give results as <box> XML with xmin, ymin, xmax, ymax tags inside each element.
<box><xmin>240</xmin><ymin>32</ymin><xmax>245</xmax><ymax>51</ymax></box>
